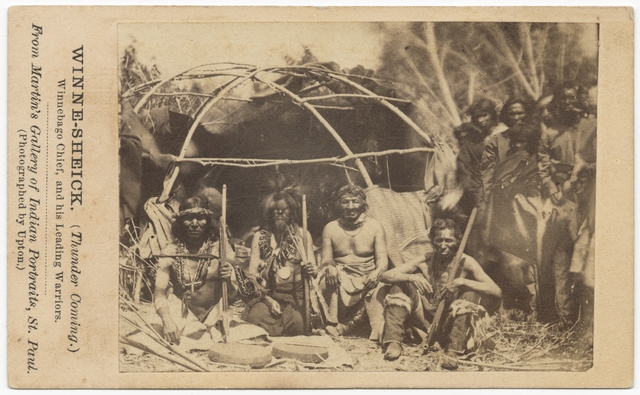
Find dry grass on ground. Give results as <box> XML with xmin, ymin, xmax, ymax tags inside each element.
<box><xmin>119</xmin><ymin>301</ymin><xmax>593</xmax><ymax>373</ymax></box>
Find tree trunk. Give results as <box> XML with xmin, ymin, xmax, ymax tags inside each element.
<box><xmin>423</xmin><ymin>22</ymin><xmax>462</xmax><ymax>126</ymax></box>
<box><xmin>485</xmin><ymin>24</ymin><xmax>538</xmax><ymax>100</ymax></box>
<box><xmin>468</xmin><ymin>71</ymin><xmax>477</xmax><ymax>107</ymax></box>
<box><xmin>520</xmin><ymin>23</ymin><xmax>540</xmax><ymax>98</ymax></box>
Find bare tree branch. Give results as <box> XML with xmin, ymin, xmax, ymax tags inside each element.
<box><xmin>484</xmin><ymin>24</ymin><xmax>538</xmax><ymax>99</ymax></box>
<box><xmin>402</xmin><ymin>48</ymin><xmax>455</xmax><ymax>124</ymax></box>
<box><xmin>520</xmin><ymin>23</ymin><xmax>541</xmax><ymax>98</ymax></box>
<box><xmin>468</xmin><ymin>71</ymin><xmax>477</xmax><ymax>106</ymax></box>
<box><xmin>423</xmin><ymin>22</ymin><xmax>462</xmax><ymax>126</ymax></box>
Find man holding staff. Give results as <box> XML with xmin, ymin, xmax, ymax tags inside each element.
<box><xmin>319</xmin><ymin>184</ymin><xmax>389</xmax><ymax>339</ymax></box>
<box><xmin>242</xmin><ymin>189</ymin><xmax>316</xmax><ymax>336</ymax></box>
<box><xmin>379</xmin><ymin>216</ymin><xmax>501</xmax><ymax>368</ymax></box>
<box><xmin>154</xmin><ymin>196</ymin><xmax>237</xmax><ymax>344</ymax></box>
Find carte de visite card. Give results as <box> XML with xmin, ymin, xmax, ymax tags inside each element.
<box><xmin>7</xmin><ymin>6</ymin><xmax>634</xmax><ymax>388</ymax></box>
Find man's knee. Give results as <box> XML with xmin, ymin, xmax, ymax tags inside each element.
<box><xmin>243</xmin><ymin>301</ymin><xmax>269</xmax><ymax>324</ymax></box>
<box><xmin>283</xmin><ymin>306</ymin><xmax>304</xmax><ymax>336</ymax></box>
<box><xmin>318</xmin><ymin>275</ymin><xmax>339</xmax><ymax>298</ymax></box>
<box><xmin>388</xmin><ymin>284</ymin><xmax>404</xmax><ymax>295</ymax></box>
<box><xmin>384</xmin><ymin>287</ymin><xmax>413</xmax><ymax>314</ymax></box>
<box><xmin>317</xmin><ymin>274</ymin><xmax>327</xmax><ymax>290</ymax></box>
<box><xmin>460</xmin><ymin>290</ymin><xmax>480</xmax><ymax>304</ymax></box>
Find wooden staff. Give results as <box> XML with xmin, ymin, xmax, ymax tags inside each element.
<box><xmin>220</xmin><ymin>184</ymin><xmax>230</xmax><ymax>342</ymax></box>
<box><xmin>156</xmin><ymin>254</ymin><xmax>219</xmax><ymax>259</ymax></box>
<box><xmin>302</xmin><ymin>194</ymin><xmax>312</xmax><ymax>335</ymax></box>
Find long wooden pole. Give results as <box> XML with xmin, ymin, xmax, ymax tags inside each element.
<box><xmin>119</xmin><ymin>295</ymin><xmax>211</xmax><ymax>371</ymax></box>
<box><xmin>220</xmin><ymin>184</ymin><xmax>230</xmax><ymax>342</ymax></box>
<box><xmin>120</xmin><ymin>335</ymin><xmax>205</xmax><ymax>372</ymax></box>
<box><xmin>298</xmin><ymin>93</ymin><xmax>410</xmax><ymax>104</ymax></box>
<box><xmin>254</xmin><ymin>75</ymin><xmax>374</xmax><ymax>187</ymax></box>
<box><xmin>132</xmin><ymin>63</ymin><xmax>254</xmax><ymax>112</ymax></box>
<box><xmin>302</xmin><ymin>194</ymin><xmax>312</xmax><ymax>335</ymax></box>
<box><xmin>158</xmin><ymin>69</ymin><xmax>260</xmax><ymax>203</ymax></box>
<box><xmin>315</xmin><ymin>71</ymin><xmax>436</xmax><ymax>147</ymax></box>
<box><xmin>175</xmin><ymin>147</ymin><xmax>437</xmax><ymax>167</ymax></box>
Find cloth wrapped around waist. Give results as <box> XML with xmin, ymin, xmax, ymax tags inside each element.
<box><xmin>334</xmin><ymin>257</ymin><xmax>376</xmax><ymax>307</ymax></box>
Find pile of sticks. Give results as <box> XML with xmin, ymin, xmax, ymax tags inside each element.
<box><xmin>119</xmin><ymin>291</ymin><xmax>211</xmax><ymax>372</ymax></box>
<box><xmin>448</xmin><ymin>312</ymin><xmax>592</xmax><ymax>372</ymax></box>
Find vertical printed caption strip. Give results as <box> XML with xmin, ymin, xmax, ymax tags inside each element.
<box><xmin>10</xmin><ymin>21</ymin><xmax>85</xmax><ymax>376</ymax></box>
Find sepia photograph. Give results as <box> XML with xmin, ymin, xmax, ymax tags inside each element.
<box><xmin>117</xmin><ymin>21</ymin><xmax>598</xmax><ymax>373</ymax></box>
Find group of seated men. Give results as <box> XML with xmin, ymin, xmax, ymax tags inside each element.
<box><xmin>153</xmin><ymin>183</ymin><xmax>502</xmax><ymax>370</ymax></box>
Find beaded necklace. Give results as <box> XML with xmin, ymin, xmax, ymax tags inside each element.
<box><xmin>173</xmin><ymin>238</ymin><xmax>214</xmax><ymax>293</ymax></box>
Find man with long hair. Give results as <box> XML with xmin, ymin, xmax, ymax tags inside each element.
<box><xmin>456</xmin><ymin>98</ymin><xmax>502</xmax><ymax>213</ymax></box>
<box><xmin>379</xmin><ymin>217</ymin><xmax>501</xmax><ymax>368</ymax></box>
<box><xmin>154</xmin><ymin>196</ymin><xmax>236</xmax><ymax>344</ymax></box>
<box><xmin>242</xmin><ymin>189</ymin><xmax>316</xmax><ymax>336</ymax></box>
<box><xmin>469</xmin><ymin>97</ymin><xmax>501</xmax><ymax>136</ymax></box>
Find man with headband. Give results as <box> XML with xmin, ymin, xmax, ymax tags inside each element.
<box><xmin>319</xmin><ymin>184</ymin><xmax>389</xmax><ymax>339</ymax></box>
<box><xmin>154</xmin><ymin>196</ymin><xmax>237</xmax><ymax>344</ymax></box>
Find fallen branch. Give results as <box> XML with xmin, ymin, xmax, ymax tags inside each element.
<box><xmin>120</xmin><ymin>313</ymin><xmax>207</xmax><ymax>372</ymax></box>
<box><xmin>517</xmin><ymin>333</ymin><xmax>547</xmax><ymax>359</ymax></box>
<box><xmin>262</xmin><ymin>359</ymin><xmax>289</xmax><ymax>369</ymax></box>
<box><xmin>297</xmin><ymin>82</ymin><xmax>327</xmax><ymax>95</ymax></box>
<box><xmin>489</xmin><ymin>350</ymin><xmax>517</xmax><ymax>363</ymax></box>
<box><xmin>119</xmin><ymin>314</ymin><xmax>208</xmax><ymax>372</ymax></box>
<box><xmin>511</xmin><ymin>359</ymin><xmax>592</xmax><ymax>366</ymax></box>
<box><xmin>119</xmin><ymin>294</ymin><xmax>211</xmax><ymax>372</ymax></box>
<box><xmin>453</xmin><ymin>357</ymin><xmax>583</xmax><ymax>372</ymax></box>
<box><xmin>120</xmin><ymin>335</ymin><xmax>204</xmax><ymax>372</ymax></box>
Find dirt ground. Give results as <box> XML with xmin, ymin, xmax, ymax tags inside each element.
<box><xmin>119</xmin><ymin>300</ymin><xmax>593</xmax><ymax>373</ymax></box>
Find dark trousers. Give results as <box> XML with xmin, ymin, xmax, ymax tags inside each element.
<box><xmin>242</xmin><ymin>300</ymin><xmax>304</xmax><ymax>337</ymax></box>
<box><xmin>538</xmin><ymin>219</ymin><xmax>575</xmax><ymax>322</ymax></box>
<box><xmin>383</xmin><ymin>283</ymin><xmax>479</xmax><ymax>353</ymax></box>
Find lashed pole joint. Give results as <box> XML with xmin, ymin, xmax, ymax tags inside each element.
<box><xmin>313</xmin><ymin>70</ymin><xmax>435</xmax><ymax>148</ymax></box>
<box><xmin>157</xmin><ymin>68</ymin><xmax>260</xmax><ymax>202</ymax></box>
<box><xmin>254</xmin><ymin>74</ymin><xmax>374</xmax><ymax>187</ymax></box>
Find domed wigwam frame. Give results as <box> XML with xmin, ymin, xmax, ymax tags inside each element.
<box><xmin>122</xmin><ymin>62</ymin><xmax>443</xmax><ymax>203</ymax></box>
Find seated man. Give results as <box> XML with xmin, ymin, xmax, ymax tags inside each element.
<box><xmin>319</xmin><ymin>184</ymin><xmax>388</xmax><ymax>339</ymax></box>
<box><xmin>154</xmin><ymin>196</ymin><xmax>237</xmax><ymax>344</ymax></box>
<box><xmin>380</xmin><ymin>217</ymin><xmax>501</xmax><ymax>369</ymax></box>
<box><xmin>242</xmin><ymin>190</ymin><xmax>316</xmax><ymax>336</ymax></box>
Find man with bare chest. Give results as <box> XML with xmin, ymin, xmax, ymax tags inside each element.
<box><xmin>319</xmin><ymin>184</ymin><xmax>389</xmax><ymax>339</ymax></box>
<box><xmin>154</xmin><ymin>196</ymin><xmax>236</xmax><ymax>344</ymax></box>
<box><xmin>379</xmin><ymin>218</ymin><xmax>501</xmax><ymax>368</ymax></box>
